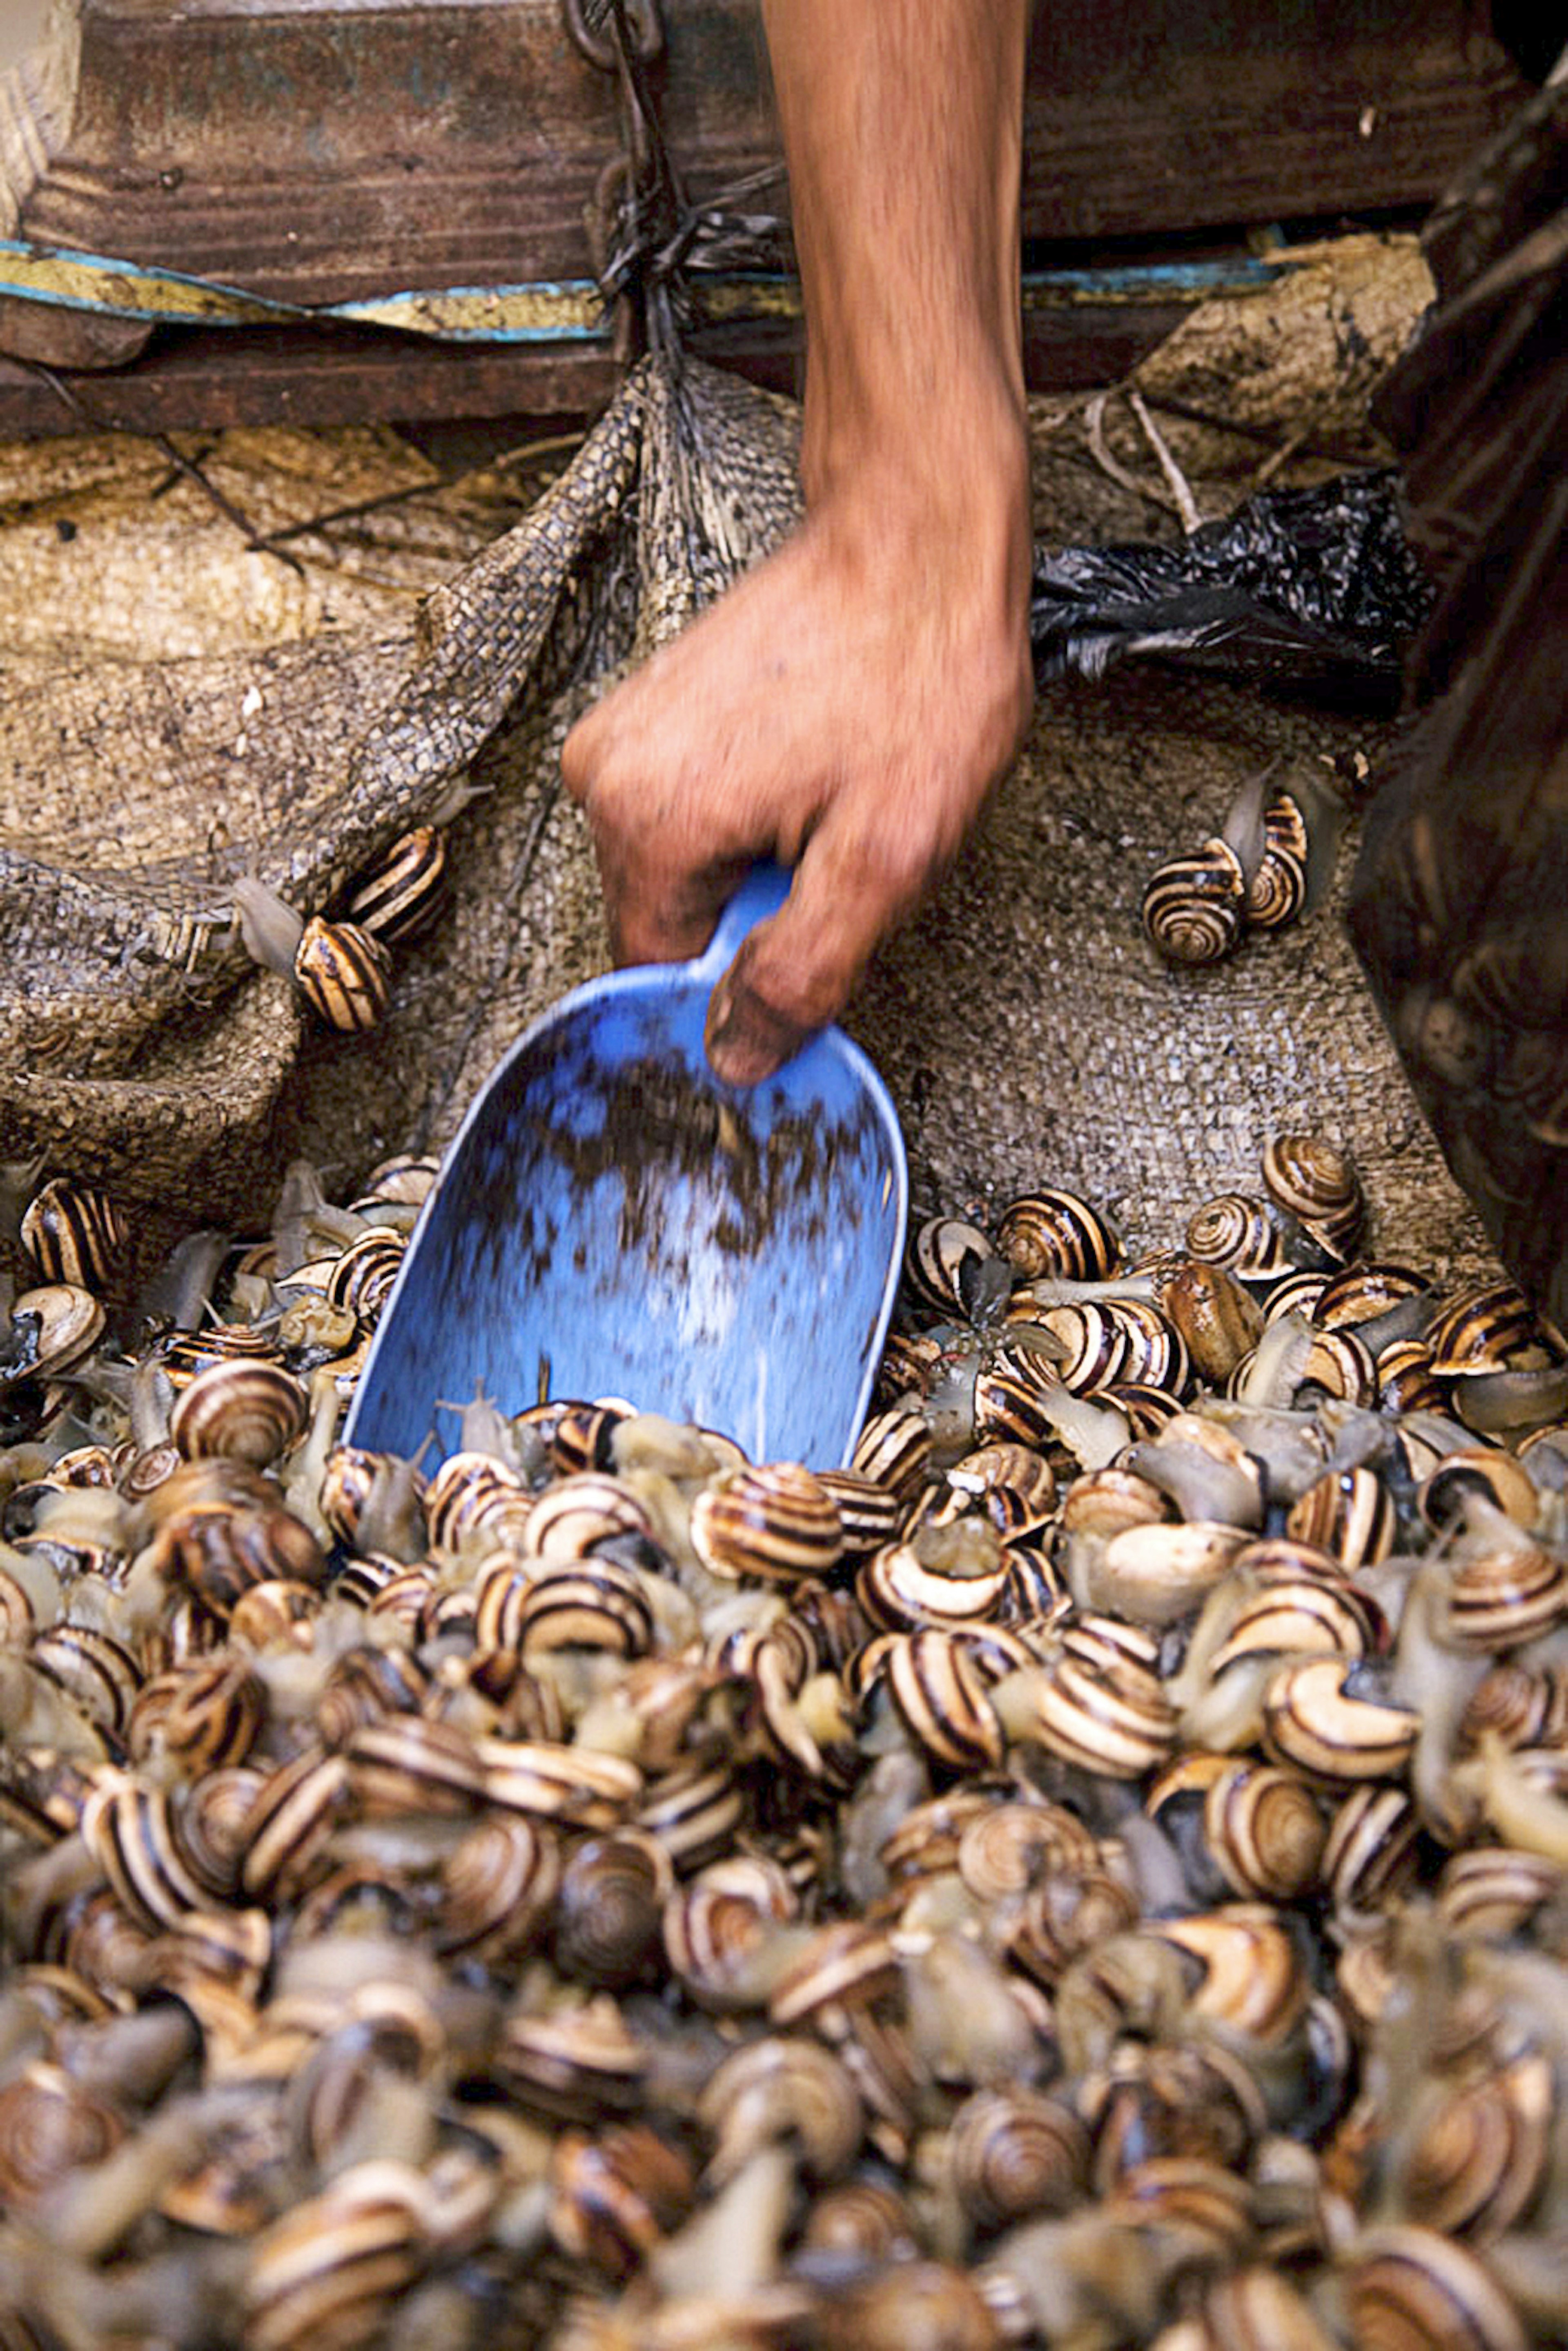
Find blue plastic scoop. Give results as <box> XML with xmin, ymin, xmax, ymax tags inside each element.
<box><xmin>343</xmin><ymin>865</ymin><xmax>908</xmax><ymax>1470</ymax></box>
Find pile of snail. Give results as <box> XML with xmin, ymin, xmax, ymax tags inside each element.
<box><xmin>1141</xmin><ymin>759</ymin><xmax>1352</xmax><ymax>968</ymax></box>
<box><xmin>232</xmin><ymin>823</ymin><xmax>448</xmax><ymax>1032</ymax></box>
<box><xmin>7</xmin><ymin>1131</ymin><xmax>1568</xmax><ymax>2349</ymax></box>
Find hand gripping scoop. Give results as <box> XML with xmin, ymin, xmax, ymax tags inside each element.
<box><xmin>343</xmin><ymin>865</ymin><xmax>908</xmax><ymax>1469</ymax></box>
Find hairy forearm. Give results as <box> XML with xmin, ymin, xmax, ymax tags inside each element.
<box><xmin>760</xmin><ymin>0</ymin><xmax>1030</xmax><ymax>505</ymax></box>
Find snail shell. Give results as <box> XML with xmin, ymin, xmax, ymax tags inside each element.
<box><xmin>816</xmin><ymin>1467</ymin><xmax>906</xmax><ymax>1553</ymax></box>
<box><xmin>690</xmin><ymin>1462</ymin><xmax>844</xmax><ymax>1583</ymax></box>
<box><xmin>1261</xmin><ymin>1133</ymin><xmax>1364</xmax><ymax>1260</ymax></box>
<box><xmin>423</xmin><ymin>1450</ymin><xmax>533</xmax><ymax>1552</ymax></box>
<box><xmin>239</xmin><ymin>1745</ymin><xmax>351</xmax><ymax>1902</ymax></box>
<box><xmin>431</xmin><ymin>1813</ymin><xmax>560</xmax><ymax>1966</ymax></box>
<box><xmin>1444</xmin><ymin>1537</ymin><xmax>1568</xmax><ymax>1651</ymax></box>
<box><xmin>80</xmin><ymin>1779</ymin><xmax>216</xmax><ymax>1931</ymax></box>
<box><xmin>126</xmin><ymin>1653</ymin><xmax>266</xmax><ymax>1773</ymax></box>
<box><xmin>1059</xmin><ymin>1463</ymin><xmax>1170</xmax><ymax>1538</ymax></box>
<box><xmin>0</xmin><ymin>2061</ymin><xmax>126</xmax><ymax>2211</ymax></box>
<box><xmin>1185</xmin><ymin>1196</ymin><xmax>1292</xmax><ymax>1281</ymax></box>
<box><xmin>547</xmin><ymin>2121</ymin><xmax>695</xmax><ymax>2282</ymax></box>
<box><xmin>342</xmin><ymin>823</ymin><xmax>447</xmax><ymax>944</ymax></box>
<box><xmin>1427</xmin><ymin>1278</ymin><xmax>1541</xmax><ymax>1377</ymax></box>
<box><xmin>1322</xmin><ymin>1785</ymin><xmax>1420</xmax><ymax>1914</ymax></box>
<box><xmin>1183</xmin><ymin>2268</ymin><xmax>1342</xmax><ymax>2351</ymax></box>
<box><xmin>517</xmin><ymin>1561</ymin><xmax>656</xmax><ymax>1659</ymax></box>
<box><xmin>29</xmin><ymin>1624</ymin><xmax>141</xmax><ymax>1738</ymax></box>
<box><xmin>1403</xmin><ymin>2050</ymin><xmax>1551</xmax><ymax>2240</ymax></box>
<box><xmin>323</xmin><ymin>1227</ymin><xmax>406</xmax><ymax>1322</ymax></box>
<box><xmin>554</xmin><ymin>1829</ymin><xmax>673</xmax><ymax>1989</ymax></box>
<box><xmin>876</xmin><ymin>1629</ymin><xmax>1006</xmax><ymax>1770</ymax></box>
<box><xmin>906</xmin><ymin>1215</ymin><xmax>1011</xmax><ymax>1321</ymax></box>
<box><xmin>1416</xmin><ymin>1448</ymin><xmax>1539</xmax><ymax>1533</ymax></box>
<box><xmin>1435</xmin><ymin>1846</ymin><xmax>1563</xmax><ymax>1941</ymax></box>
<box><xmin>344</xmin><ymin>1715</ymin><xmax>486</xmax><ymax>1817</ymax></box>
<box><xmin>1285</xmin><ymin>1466</ymin><xmax>1396</xmax><ymax>1569</ymax></box>
<box><xmin>994</xmin><ymin>1638</ymin><xmax>1178</xmax><ymax>1780</ymax></box>
<box><xmin>1245</xmin><ymin>835</ymin><xmax>1310</xmax><ymax>932</ymax></box>
<box><xmin>947</xmin><ymin>2085</ymin><xmax>1089</xmax><ymax>2229</ymax></box>
<box><xmin>994</xmin><ymin>1188</ymin><xmax>1123</xmax><ymax>1282</ymax></box>
<box><xmin>768</xmin><ymin>1917</ymin><xmax>902</xmax><ymax>2027</ymax></box>
<box><xmin>955</xmin><ymin>1796</ymin><xmax>1100</xmax><ymax>1901</ymax></box>
<box><xmin>5</xmin><ymin>1283</ymin><xmax>106</xmax><ymax>1383</ymax></box>
<box><xmin>855</xmin><ymin>1539</ymin><xmax>1011</xmax><ymax>1634</ymax></box>
<box><xmin>1143</xmin><ymin>837</ymin><xmax>1247</xmax><ymax>965</ymax></box>
<box><xmin>169</xmin><ymin>1359</ymin><xmax>308</xmax><ymax>1468</ymax></box>
<box><xmin>1342</xmin><ymin>2226</ymin><xmax>1527</xmax><ymax>2351</ymax></box>
<box><xmin>663</xmin><ymin>1854</ymin><xmax>799</xmax><ymax>2012</ymax></box>
<box><xmin>636</xmin><ymin>1758</ymin><xmax>744</xmax><ymax>1872</ymax></box>
<box><xmin>479</xmin><ymin>1736</ymin><xmax>641</xmax><ymax>1829</ymax></box>
<box><xmin>699</xmin><ymin>2033</ymin><xmax>864</xmax><ymax>2185</ymax></box>
<box><xmin>1148</xmin><ymin>1906</ymin><xmax>1311</xmax><ymax>2044</ymax></box>
<box><xmin>1155</xmin><ymin>1258</ymin><xmax>1264</xmax><ymax>1383</ymax></box>
<box><xmin>1087</xmin><ymin>1520</ymin><xmax>1249</xmax><ymax>1628</ymax></box>
<box><xmin>853</xmin><ymin>1406</ymin><xmax>935</xmax><ymax>1501</ymax></box>
<box><xmin>495</xmin><ymin>1995</ymin><xmax>649</xmax><ymax>2122</ymax></box>
<box><xmin>1202</xmin><ymin>1759</ymin><xmax>1327</xmax><ymax>1902</ymax></box>
<box><xmin>1459</xmin><ymin>1661</ymin><xmax>1568</xmax><ymax>1753</ymax></box>
<box><xmin>19</xmin><ymin>1176</ymin><xmax>128</xmax><ymax>1293</ymax></box>
<box><xmin>291</xmin><ymin>914</ymin><xmax>392</xmax><ymax>1031</ymax></box>
<box><xmin>1262</xmin><ymin>1658</ymin><xmax>1420</xmax><ymax>1783</ymax></box>
<box><xmin>242</xmin><ymin>2167</ymin><xmax>427</xmax><ymax>2350</ymax></box>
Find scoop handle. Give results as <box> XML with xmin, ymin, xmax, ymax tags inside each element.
<box><xmin>694</xmin><ymin>861</ymin><xmax>792</xmax><ymax>980</ymax></box>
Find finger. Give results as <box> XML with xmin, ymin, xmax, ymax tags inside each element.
<box><xmin>704</xmin><ymin>817</ymin><xmax>934</xmax><ymax>1084</ymax></box>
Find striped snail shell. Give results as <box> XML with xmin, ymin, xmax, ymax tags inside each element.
<box><xmin>1245</xmin><ymin>833</ymin><xmax>1310</xmax><ymax>933</ymax></box>
<box><xmin>29</xmin><ymin>1624</ymin><xmax>141</xmax><ymax>1738</ymax></box>
<box><xmin>345</xmin><ymin>1715</ymin><xmax>486</xmax><ymax>1817</ymax></box>
<box><xmin>800</xmin><ymin>2177</ymin><xmax>918</xmax><ymax>2262</ymax></box>
<box><xmin>1443</xmin><ymin>1536</ymin><xmax>1568</xmax><ymax>1651</ymax></box>
<box><xmin>992</xmin><ymin>1640</ymin><xmax>1178</xmax><ymax>1781</ymax></box>
<box><xmin>1285</xmin><ymin>1465</ymin><xmax>1396</xmax><ymax>1569</ymax></box>
<box><xmin>547</xmin><ymin>2121</ymin><xmax>695</xmax><ymax>2282</ymax></box>
<box><xmin>1342</xmin><ymin>2226</ymin><xmax>1528</xmax><ymax>2351</ymax></box>
<box><xmin>169</xmin><ymin>1359</ymin><xmax>308</xmax><ymax>1467</ymax></box>
<box><xmin>154</xmin><ymin>1319</ymin><xmax>281</xmax><ymax>1389</ymax></box>
<box><xmin>1143</xmin><ymin>837</ymin><xmax>1247</xmax><ymax>966</ymax></box>
<box><xmin>1435</xmin><ymin>1845</ymin><xmax>1563</xmax><ymax>1940</ymax></box>
<box><xmin>1015</xmin><ymin>1300</ymin><xmax>1129</xmax><ymax>1393</ymax></box>
<box><xmin>434</xmin><ymin>1811</ymin><xmax>561</xmax><ymax>1963</ymax></box>
<box><xmin>690</xmin><ymin>1462</ymin><xmax>844</xmax><ymax>1582</ymax></box>
<box><xmin>1459</xmin><ymin>1660</ymin><xmax>1568</xmax><ymax>1753</ymax></box>
<box><xmin>554</xmin><ymin>1828</ymin><xmax>673</xmax><ymax>1989</ymax></box>
<box><xmin>1426</xmin><ymin>1277</ymin><xmax>1541</xmax><ymax>1377</ymax></box>
<box><xmin>955</xmin><ymin>1796</ymin><xmax>1100</xmax><ymax>1902</ymax></box>
<box><xmin>323</xmin><ymin>1226</ymin><xmax>406</xmax><ymax>1321</ymax></box>
<box><xmin>1201</xmin><ymin>1759</ymin><xmax>1327</xmax><ymax>1902</ymax></box>
<box><xmin>947</xmin><ymin>2086</ymin><xmax>1089</xmax><ymax>2229</ymax></box>
<box><xmin>355</xmin><ymin>1150</ymin><xmax>439</xmax><ymax>1207</ymax></box>
<box><xmin>145</xmin><ymin>1492</ymin><xmax>325</xmax><ymax>1619</ymax></box>
<box><xmin>662</xmin><ymin>1855</ymin><xmax>800</xmax><ymax>2013</ymax></box>
<box><xmin>852</xmin><ymin>1405</ymin><xmax>935</xmax><ymax>1501</ymax></box>
<box><xmin>815</xmin><ymin>1467</ymin><xmax>905</xmax><ymax>1553</ymax></box>
<box><xmin>1262</xmin><ymin>1657</ymin><xmax>1420</xmax><ymax>1783</ymax></box>
<box><xmin>517</xmin><ymin>1560</ymin><xmax>656</xmax><ymax>1659</ymax></box>
<box><xmin>1377</xmin><ymin>1337</ymin><xmax>1448</xmax><ymax>1411</ymax></box>
<box><xmin>5</xmin><ymin>1283</ymin><xmax>105</xmax><ymax>1383</ymax></box>
<box><xmin>768</xmin><ymin>1916</ymin><xmax>902</xmax><ymax>2028</ymax></box>
<box><xmin>479</xmin><ymin>1736</ymin><xmax>641</xmax><ymax>1830</ymax></box>
<box><xmin>1402</xmin><ymin>2049</ymin><xmax>1552</xmax><ymax>2240</ymax></box>
<box><xmin>1314</xmin><ymin>1258</ymin><xmax>1430</xmax><ymax>1329</ymax></box>
<box><xmin>876</xmin><ymin>1629</ymin><xmax>1006</xmax><ymax>1770</ymax></box>
<box><xmin>1322</xmin><ymin>1784</ymin><xmax>1420</xmax><ymax>1914</ymax></box>
<box><xmin>1148</xmin><ymin>1907</ymin><xmax>1312</xmax><ymax>2045</ymax></box>
<box><xmin>699</xmin><ymin>2034</ymin><xmax>865</xmax><ymax>2186</ymax></box>
<box><xmin>1416</xmin><ymin>1447</ymin><xmax>1539</xmax><ymax>1533</ymax></box>
<box><xmin>1185</xmin><ymin>1195</ymin><xmax>1292</xmax><ymax>1281</ymax></box>
<box><xmin>525</xmin><ymin>1471</ymin><xmax>655</xmax><ymax>1562</ymax></box>
<box><xmin>494</xmin><ymin>1994</ymin><xmax>649</xmax><ymax>2122</ymax></box>
<box><xmin>906</xmin><ymin>1214</ymin><xmax>1011</xmax><ymax>1322</ymax></box>
<box><xmin>341</xmin><ymin>823</ymin><xmax>447</xmax><ymax>944</ymax></box>
<box><xmin>1058</xmin><ymin>1463</ymin><xmax>1170</xmax><ymax>1539</ymax></box>
<box><xmin>239</xmin><ymin>1745</ymin><xmax>351</xmax><ymax>1903</ymax></box>
<box><xmin>291</xmin><ymin>914</ymin><xmax>392</xmax><ymax>1032</ymax></box>
<box><xmin>1182</xmin><ymin>2268</ymin><xmax>1342</xmax><ymax>2351</ymax></box>
<box><xmin>80</xmin><ymin>1779</ymin><xmax>217</xmax><ymax>1932</ymax></box>
<box><xmin>242</xmin><ymin>2168</ymin><xmax>427</xmax><ymax>2351</ymax></box>
<box><xmin>423</xmin><ymin>1449</ymin><xmax>533</xmax><ymax>1553</ymax></box>
<box><xmin>971</xmin><ymin>1363</ymin><xmax>1061</xmax><ymax>1449</ymax></box>
<box><xmin>1261</xmin><ymin>1133</ymin><xmax>1364</xmax><ymax>1259</ymax></box>
<box><xmin>0</xmin><ymin>2061</ymin><xmax>126</xmax><ymax>2212</ymax></box>
<box><xmin>855</xmin><ymin>1537</ymin><xmax>1010</xmax><ymax>1634</ymax></box>
<box><xmin>1103</xmin><ymin>2155</ymin><xmax>1256</xmax><ymax>2254</ymax></box>
<box><xmin>636</xmin><ymin>1757</ymin><xmax>745</xmax><ymax>1873</ymax></box>
<box><xmin>1087</xmin><ymin>1521</ymin><xmax>1248</xmax><ymax>1629</ymax></box>
<box><xmin>994</xmin><ymin>1187</ymin><xmax>1123</xmax><ymax>1282</ymax></box>
<box><xmin>19</xmin><ymin>1176</ymin><xmax>128</xmax><ymax>1293</ymax></box>
<box><xmin>1298</xmin><ymin>1326</ymin><xmax>1379</xmax><ymax>1405</ymax></box>
<box><xmin>814</xmin><ymin>2262</ymin><xmax>1000</xmax><ymax>2351</ymax></box>
<box><xmin>126</xmin><ymin>1653</ymin><xmax>266</xmax><ymax>1773</ymax></box>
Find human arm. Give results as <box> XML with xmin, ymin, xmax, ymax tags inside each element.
<box><xmin>561</xmin><ymin>0</ymin><xmax>1034</xmax><ymax>1082</ymax></box>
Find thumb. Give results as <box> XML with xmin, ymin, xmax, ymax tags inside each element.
<box><xmin>704</xmin><ymin>822</ymin><xmax>924</xmax><ymax>1084</ymax></box>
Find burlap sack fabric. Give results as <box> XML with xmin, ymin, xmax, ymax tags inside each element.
<box><xmin>0</xmin><ymin>234</ymin><xmax>1495</xmax><ymax>1291</ymax></box>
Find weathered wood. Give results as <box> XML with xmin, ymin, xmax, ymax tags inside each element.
<box><xmin>0</xmin><ymin>0</ymin><xmax>1532</xmax><ymax>372</ymax></box>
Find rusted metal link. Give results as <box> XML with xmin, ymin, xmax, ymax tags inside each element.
<box><xmin>561</xmin><ymin>0</ymin><xmax>663</xmax><ymax>74</ymax></box>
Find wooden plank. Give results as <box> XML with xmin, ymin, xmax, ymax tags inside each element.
<box><xmin>2</xmin><ymin>0</ymin><xmax>1530</xmax><ymax>321</ymax></box>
